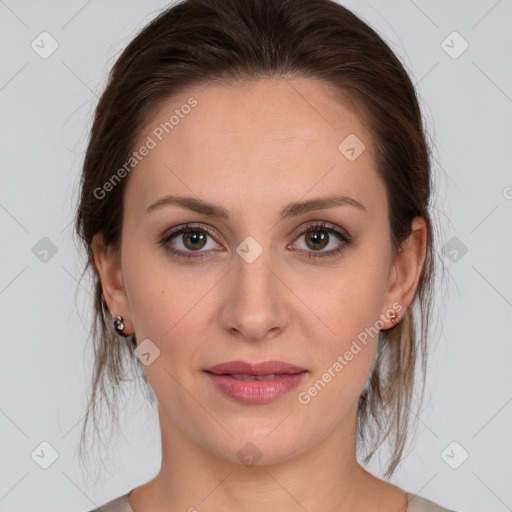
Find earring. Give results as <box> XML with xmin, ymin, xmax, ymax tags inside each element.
<box><xmin>113</xmin><ymin>314</ymin><xmax>137</xmax><ymax>348</ymax></box>
<box><xmin>390</xmin><ymin>311</ymin><xmax>400</xmax><ymax>325</ymax></box>
<box><xmin>113</xmin><ymin>315</ymin><xmax>127</xmax><ymax>336</ymax></box>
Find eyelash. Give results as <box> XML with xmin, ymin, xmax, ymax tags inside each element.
<box><xmin>159</xmin><ymin>221</ymin><xmax>353</xmax><ymax>261</ymax></box>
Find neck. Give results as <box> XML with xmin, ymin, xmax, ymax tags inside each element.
<box><xmin>129</xmin><ymin>403</ymin><xmax>400</xmax><ymax>512</ymax></box>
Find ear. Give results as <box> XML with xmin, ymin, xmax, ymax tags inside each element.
<box><xmin>92</xmin><ymin>232</ymin><xmax>134</xmax><ymax>334</ymax></box>
<box><xmin>382</xmin><ymin>216</ymin><xmax>428</xmax><ymax>327</ymax></box>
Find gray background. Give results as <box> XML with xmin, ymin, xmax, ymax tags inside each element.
<box><xmin>1</xmin><ymin>1</ymin><xmax>511</xmax><ymax>511</ymax></box>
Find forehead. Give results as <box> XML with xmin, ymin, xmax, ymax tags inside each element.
<box><xmin>127</xmin><ymin>77</ymin><xmax>384</xmax><ymax>219</ymax></box>
<box><xmin>137</xmin><ymin>77</ymin><xmax>373</xmax><ymax>155</ymax></box>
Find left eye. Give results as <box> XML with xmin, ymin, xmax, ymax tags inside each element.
<box><xmin>293</xmin><ymin>226</ymin><xmax>343</xmax><ymax>252</ymax></box>
<box><xmin>288</xmin><ymin>222</ymin><xmax>352</xmax><ymax>259</ymax></box>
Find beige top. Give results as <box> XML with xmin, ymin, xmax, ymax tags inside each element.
<box><xmin>90</xmin><ymin>490</ymin><xmax>455</xmax><ymax>511</ymax></box>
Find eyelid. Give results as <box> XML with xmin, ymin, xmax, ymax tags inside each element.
<box><xmin>291</xmin><ymin>220</ymin><xmax>350</xmax><ymax>241</ymax></box>
<box><xmin>161</xmin><ymin>222</ymin><xmax>223</xmax><ymax>244</ymax></box>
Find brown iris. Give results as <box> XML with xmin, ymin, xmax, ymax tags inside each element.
<box><xmin>305</xmin><ymin>229</ymin><xmax>329</xmax><ymax>250</ymax></box>
<box><xmin>183</xmin><ymin>229</ymin><xmax>207</xmax><ymax>250</ymax></box>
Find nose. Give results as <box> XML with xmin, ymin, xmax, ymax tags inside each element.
<box><xmin>218</xmin><ymin>245</ymin><xmax>290</xmax><ymax>342</ymax></box>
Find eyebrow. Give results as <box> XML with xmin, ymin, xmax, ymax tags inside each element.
<box><xmin>144</xmin><ymin>194</ymin><xmax>367</xmax><ymax>219</ymax></box>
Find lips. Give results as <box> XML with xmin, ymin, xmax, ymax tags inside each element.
<box><xmin>205</xmin><ymin>360</ymin><xmax>307</xmax><ymax>377</ymax></box>
<box><xmin>204</xmin><ymin>360</ymin><xmax>308</xmax><ymax>403</ymax></box>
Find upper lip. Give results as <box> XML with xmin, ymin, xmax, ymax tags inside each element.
<box><xmin>205</xmin><ymin>360</ymin><xmax>307</xmax><ymax>376</ymax></box>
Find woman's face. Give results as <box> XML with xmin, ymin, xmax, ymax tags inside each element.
<box><xmin>96</xmin><ymin>77</ymin><xmax>421</xmax><ymax>466</ymax></box>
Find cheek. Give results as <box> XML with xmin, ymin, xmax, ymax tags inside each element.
<box><xmin>127</xmin><ymin>270</ymin><xmax>206</xmax><ymax>346</ymax></box>
<box><xmin>309</xmin><ymin>261</ymin><xmax>388</xmax><ymax>343</ymax></box>
<box><xmin>122</xmin><ymin>243</ymin><xmax>218</xmax><ymax>368</ymax></box>
<box><xmin>122</xmin><ymin>237</ymin><xmax>188</xmax><ymax>333</ymax></box>
<box><xmin>298</xmin><ymin>257</ymin><xmax>389</xmax><ymax>398</ymax></box>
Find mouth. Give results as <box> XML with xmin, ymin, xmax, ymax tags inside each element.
<box><xmin>204</xmin><ymin>360</ymin><xmax>308</xmax><ymax>404</ymax></box>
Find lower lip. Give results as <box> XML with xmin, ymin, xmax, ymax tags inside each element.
<box><xmin>205</xmin><ymin>371</ymin><xmax>307</xmax><ymax>404</ymax></box>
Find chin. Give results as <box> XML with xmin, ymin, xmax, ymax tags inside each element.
<box><xmin>205</xmin><ymin>430</ymin><xmax>306</xmax><ymax>468</ymax></box>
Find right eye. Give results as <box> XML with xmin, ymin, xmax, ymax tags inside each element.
<box><xmin>160</xmin><ymin>223</ymin><xmax>223</xmax><ymax>259</ymax></box>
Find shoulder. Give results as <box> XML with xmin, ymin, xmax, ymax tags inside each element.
<box><xmin>406</xmin><ymin>492</ymin><xmax>456</xmax><ymax>512</ymax></box>
<box><xmin>88</xmin><ymin>492</ymin><xmax>134</xmax><ymax>512</ymax></box>
<box><xmin>88</xmin><ymin>489</ymin><xmax>456</xmax><ymax>512</ymax></box>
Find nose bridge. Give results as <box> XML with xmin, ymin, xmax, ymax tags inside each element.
<box><xmin>220</xmin><ymin>238</ymin><xmax>288</xmax><ymax>340</ymax></box>
<box><xmin>235</xmin><ymin>241</ymin><xmax>274</xmax><ymax>299</ymax></box>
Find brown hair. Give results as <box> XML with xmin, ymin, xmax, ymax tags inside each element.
<box><xmin>75</xmin><ymin>0</ymin><xmax>443</xmax><ymax>479</ymax></box>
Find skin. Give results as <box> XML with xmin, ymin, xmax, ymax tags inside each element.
<box><xmin>93</xmin><ymin>77</ymin><xmax>427</xmax><ymax>512</ymax></box>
